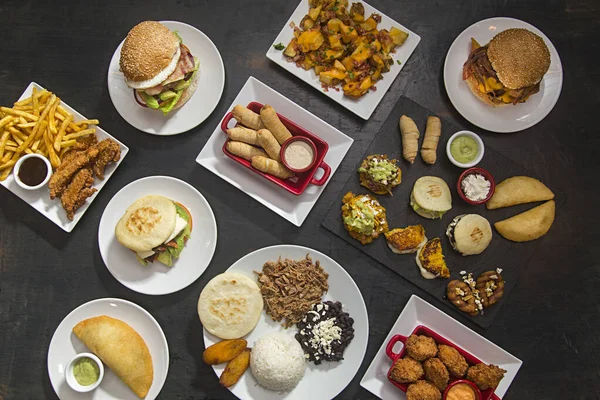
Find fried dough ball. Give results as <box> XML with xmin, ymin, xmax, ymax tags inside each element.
<box><xmin>438</xmin><ymin>344</ymin><xmax>468</xmax><ymax>378</ymax></box>
<box><xmin>389</xmin><ymin>356</ymin><xmax>424</xmax><ymax>384</ymax></box>
<box><xmin>423</xmin><ymin>358</ymin><xmax>449</xmax><ymax>391</ymax></box>
<box><xmin>467</xmin><ymin>363</ymin><xmax>507</xmax><ymax>390</ymax></box>
<box><xmin>406</xmin><ymin>380</ymin><xmax>441</xmax><ymax>400</ymax></box>
<box><xmin>406</xmin><ymin>334</ymin><xmax>438</xmax><ymax>361</ymax></box>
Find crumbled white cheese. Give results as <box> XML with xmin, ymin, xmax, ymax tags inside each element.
<box><xmin>461</xmin><ymin>174</ymin><xmax>491</xmax><ymax>201</ymax></box>
<box><xmin>308</xmin><ymin>318</ymin><xmax>342</xmax><ymax>356</ymax></box>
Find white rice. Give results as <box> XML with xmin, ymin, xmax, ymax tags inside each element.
<box><xmin>250</xmin><ymin>332</ymin><xmax>306</xmax><ymax>392</ymax></box>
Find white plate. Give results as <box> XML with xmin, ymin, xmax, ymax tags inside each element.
<box><xmin>107</xmin><ymin>21</ymin><xmax>225</xmax><ymax>135</ymax></box>
<box><xmin>266</xmin><ymin>0</ymin><xmax>420</xmax><ymax>120</ymax></box>
<box><xmin>360</xmin><ymin>295</ymin><xmax>522</xmax><ymax>399</ymax></box>
<box><xmin>0</xmin><ymin>82</ymin><xmax>129</xmax><ymax>233</ymax></box>
<box><xmin>203</xmin><ymin>244</ymin><xmax>369</xmax><ymax>400</ymax></box>
<box><xmin>196</xmin><ymin>76</ymin><xmax>353</xmax><ymax>227</ymax></box>
<box><xmin>47</xmin><ymin>298</ymin><xmax>169</xmax><ymax>400</ymax></box>
<box><xmin>98</xmin><ymin>176</ymin><xmax>217</xmax><ymax>295</ymax></box>
<box><xmin>444</xmin><ymin>17</ymin><xmax>563</xmax><ymax>133</ymax></box>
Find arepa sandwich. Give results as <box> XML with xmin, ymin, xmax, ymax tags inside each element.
<box><xmin>410</xmin><ymin>176</ymin><xmax>452</xmax><ymax>219</ymax></box>
<box><xmin>446</xmin><ymin>214</ymin><xmax>492</xmax><ymax>256</ymax></box>
<box><xmin>115</xmin><ymin>195</ymin><xmax>192</xmax><ymax>266</ymax></box>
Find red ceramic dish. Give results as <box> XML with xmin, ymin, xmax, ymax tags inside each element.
<box><xmin>444</xmin><ymin>379</ymin><xmax>482</xmax><ymax>400</ymax></box>
<box><xmin>457</xmin><ymin>167</ymin><xmax>495</xmax><ymax>205</ymax></box>
<box><xmin>280</xmin><ymin>136</ymin><xmax>317</xmax><ymax>173</ymax></box>
<box><xmin>221</xmin><ymin>101</ymin><xmax>330</xmax><ymax>196</ymax></box>
<box><xmin>385</xmin><ymin>325</ymin><xmax>500</xmax><ymax>400</ymax></box>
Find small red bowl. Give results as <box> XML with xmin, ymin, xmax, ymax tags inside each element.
<box><xmin>457</xmin><ymin>167</ymin><xmax>495</xmax><ymax>205</ymax></box>
<box><xmin>385</xmin><ymin>325</ymin><xmax>499</xmax><ymax>400</ymax></box>
<box><xmin>280</xmin><ymin>136</ymin><xmax>318</xmax><ymax>173</ymax></box>
<box><xmin>221</xmin><ymin>101</ymin><xmax>331</xmax><ymax>196</ymax></box>
<box><xmin>444</xmin><ymin>380</ymin><xmax>482</xmax><ymax>400</ymax></box>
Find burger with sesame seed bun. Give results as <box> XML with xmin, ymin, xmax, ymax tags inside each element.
<box><xmin>462</xmin><ymin>28</ymin><xmax>550</xmax><ymax>106</ymax></box>
<box><xmin>119</xmin><ymin>21</ymin><xmax>199</xmax><ymax>115</ymax></box>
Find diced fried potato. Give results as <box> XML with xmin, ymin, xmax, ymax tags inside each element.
<box><xmin>203</xmin><ymin>339</ymin><xmax>247</xmax><ymax>365</ymax></box>
<box><xmin>328</xmin><ymin>34</ymin><xmax>343</xmax><ymax>49</ymax></box>
<box><xmin>219</xmin><ymin>348</ymin><xmax>251</xmax><ymax>387</ymax></box>
<box><xmin>341</xmin><ymin>56</ymin><xmax>354</xmax><ymax>71</ymax></box>
<box><xmin>390</xmin><ymin>27</ymin><xmax>409</xmax><ymax>46</ymax></box>
<box><xmin>333</xmin><ymin>59</ymin><xmax>346</xmax><ymax>71</ymax></box>
<box><xmin>320</xmin><ymin>68</ymin><xmax>347</xmax><ymax>81</ymax></box>
<box><xmin>324</xmin><ymin>48</ymin><xmax>344</xmax><ymax>60</ymax></box>
<box><xmin>308</xmin><ymin>5</ymin><xmax>322</xmax><ymax>21</ymax></box>
<box><xmin>340</xmin><ymin>23</ymin><xmax>358</xmax><ymax>43</ymax></box>
<box><xmin>284</xmin><ymin>38</ymin><xmax>298</xmax><ymax>57</ymax></box>
<box><xmin>350</xmin><ymin>2</ymin><xmax>365</xmax><ymax>22</ymax></box>
<box><xmin>297</xmin><ymin>30</ymin><xmax>325</xmax><ymax>52</ymax></box>
<box><xmin>371</xmin><ymin>39</ymin><xmax>382</xmax><ymax>52</ymax></box>
<box><xmin>300</xmin><ymin>15</ymin><xmax>315</xmax><ymax>30</ymax></box>
<box><xmin>327</xmin><ymin>18</ymin><xmax>342</xmax><ymax>33</ymax></box>
<box><xmin>351</xmin><ymin>43</ymin><xmax>371</xmax><ymax>63</ymax></box>
<box><xmin>314</xmin><ymin>65</ymin><xmax>326</xmax><ymax>74</ymax></box>
<box><xmin>360</xmin><ymin>17</ymin><xmax>377</xmax><ymax>31</ymax></box>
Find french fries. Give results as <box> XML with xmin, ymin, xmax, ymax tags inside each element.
<box><xmin>0</xmin><ymin>89</ymin><xmax>100</xmax><ymax>180</ymax></box>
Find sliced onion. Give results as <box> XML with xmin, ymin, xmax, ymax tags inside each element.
<box><xmin>133</xmin><ymin>90</ymin><xmax>148</xmax><ymax>108</ymax></box>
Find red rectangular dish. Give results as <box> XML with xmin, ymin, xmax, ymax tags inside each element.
<box><xmin>221</xmin><ymin>101</ymin><xmax>330</xmax><ymax>196</ymax></box>
<box><xmin>385</xmin><ymin>325</ymin><xmax>500</xmax><ymax>400</ymax></box>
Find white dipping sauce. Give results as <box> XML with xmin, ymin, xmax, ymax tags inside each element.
<box><xmin>284</xmin><ymin>140</ymin><xmax>314</xmax><ymax>170</ymax></box>
<box><xmin>461</xmin><ymin>173</ymin><xmax>490</xmax><ymax>201</ymax></box>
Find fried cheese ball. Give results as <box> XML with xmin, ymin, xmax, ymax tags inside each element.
<box><xmin>423</xmin><ymin>358</ymin><xmax>449</xmax><ymax>391</ymax></box>
<box><xmin>389</xmin><ymin>356</ymin><xmax>424</xmax><ymax>384</ymax></box>
<box><xmin>438</xmin><ymin>344</ymin><xmax>468</xmax><ymax>378</ymax></box>
<box><xmin>406</xmin><ymin>334</ymin><xmax>438</xmax><ymax>361</ymax></box>
<box><xmin>406</xmin><ymin>380</ymin><xmax>441</xmax><ymax>400</ymax></box>
<box><xmin>467</xmin><ymin>363</ymin><xmax>507</xmax><ymax>390</ymax></box>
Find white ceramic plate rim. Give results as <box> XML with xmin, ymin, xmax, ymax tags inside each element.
<box><xmin>195</xmin><ymin>76</ymin><xmax>354</xmax><ymax>227</ymax></box>
<box><xmin>0</xmin><ymin>82</ymin><xmax>129</xmax><ymax>232</ymax></box>
<box><xmin>98</xmin><ymin>175</ymin><xmax>217</xmax><ymax>295</ymax></box>
<box><xmin>47</xmin><ymin>298</ymin><xmax>169</xmax><ymax>400</ymax></box>
<box><xmin>202</xmin><ymin>244</ymin><xmax>369</xmax><ymax>400</ymax></box>
<box><xmin>443</xmin><ymin>17</ymin><xmax>563</xmax><ymax>133</ymax></box>
<box><xmin>266</xmin><ymin>0</ymin><xmax>421</xmax><ymax>120</ymax></box>
<box><xmin>107</xmin><ymin>21</ymin><xmax>225</xmax><ymax>135</ymax></box>
<box><xmin>359</xmin><ymin>295</ymin><xmax>522</xmax><ymax>399</ymax></box>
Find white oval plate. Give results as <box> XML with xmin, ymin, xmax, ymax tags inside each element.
<box><xmin>47</xmin><ymin>298</ymin><xmax>169</xmax><ymax>400</ymax></box>
<box><xmin>203</xmin><ymin>244</ymin><xmax>369</xmax><ymax>400</ymax></box>
<box><xmin>107</xmin><ymin>21</ymin><xmax>225</xmax><ymax>135</ymax></box>
<box><xmin>444</xmin><ymin>17</ymin><xmax>563</xmax><ymax>133</ymax></box>
<box><xmin>98</xmin><ymin>176</ymin><xmax>217</xmax><ymax>295</ymax></box>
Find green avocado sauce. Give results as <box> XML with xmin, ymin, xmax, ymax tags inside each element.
<box><xmin>73</xmin><ymin>357</ymin><xmax>100</xmax><ymax>386</ymax></box>
<box><xmin>358</xmin><ymin>158</ymin><xmax>397</xmax><ymax>183</ymax></box>
<box><xmin>450</xmin><ymin>136</ymin><xmax>479</xmax><ymax>164</ymax></box>
<box><xmin>343</xmin><ymin>199</ymin><xmax>375</xmax><ymax>234</ymax></box>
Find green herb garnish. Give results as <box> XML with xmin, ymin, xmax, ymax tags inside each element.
<box><xmin>396</xmin><ymin>60</ymin><xmax>402</xmax><ymax>65</ymax></box>
<box><xmin>273</xmin><ymin>43</ymin><xmax>285</xmax><ymax>51</ymax></box>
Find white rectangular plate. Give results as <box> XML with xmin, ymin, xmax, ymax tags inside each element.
<box><xmin>0</xmin><ymin>82</ymin><xmax>129</xmax><ymax>232</ymax></box>
<box><xmin>266</xmin><ymin>0</ymin><xmax>421</xmax><ymax>120</ymax></box>
<box><xmin>196</xmin><ymin>76</ymin><xmax>353</xmax><ymax>226</ymax></box>
<box><xmin>360</xmin><ymin>295</ymin><xmax>522</xmax><ymax>399</ymax></box>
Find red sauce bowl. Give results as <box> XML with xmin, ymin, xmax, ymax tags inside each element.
<box><xmin>280</xmin><ymin>136</ymin><xmax>317</xmax><ymax>173</ymax></box>
<box><xmin>444</xmin><ymin>380</ymin><xmax>482</xmax><ymax>400</ymax></box>
<box><xmin>457</xmin><ymin>167</ymin><xmax>495</xmax><ymax>205</ymax></box>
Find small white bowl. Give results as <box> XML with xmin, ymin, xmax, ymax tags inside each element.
<box><xmin>446</xmin><ymin>130</ymin><xmax>485</xmax><ymax>168</ymax></box>
<box><xmin>13</xmin><ymin>153</ymin><xmax>52</xmax><ymax>190</ymax></box>
<box><xmin>65</xmin><ymin>352</ymin><xmax>104</xmax><ymax>393</ymax></box>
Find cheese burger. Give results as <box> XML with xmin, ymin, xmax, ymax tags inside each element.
<box><xmin>120</xmin><ymin>21</ymin><xmax>199</xmax><ymax>115</ymax></box>
<box><xmin>463</xmin><ymin>28</ymin><xmax>550</xmax><ymax>106</ymax></box>
<box><xmin>115</xmin><ymin>195</ymin><xmax>192</xmax><ymax>266</ymax></box>
<box><xmin>446</xmin><ymin>214</ymin><xmax>492</xmax><ymax>256</ymax></box>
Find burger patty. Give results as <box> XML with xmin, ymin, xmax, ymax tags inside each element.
<box><xmin>144</xmin><ymin>44</ymin><xmax>196</xmax><ymax>96</ymax></box>
<box><xmin>463</xmin><ymin>46</ymin><xmax>540</xmax><ymax>105</ymax></box>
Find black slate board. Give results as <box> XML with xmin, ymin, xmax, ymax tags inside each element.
<box><xmin>322</xmin><ymin>96</ymin><xmax>562</xmax><ymax>329</ymax></box>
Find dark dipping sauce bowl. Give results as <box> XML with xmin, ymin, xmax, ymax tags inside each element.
<box><xmin>13</xmin><ymin>154</ymin><xmax>52</xmax><ymax>190</ymax></box>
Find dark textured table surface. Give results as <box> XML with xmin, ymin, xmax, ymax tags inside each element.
<box><xmin>1</xmin><ymin>1</ymin><xmax>598</xmax><ymax>399</ymax></box>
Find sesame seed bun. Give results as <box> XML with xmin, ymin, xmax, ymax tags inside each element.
<box><xmin>487</xmin><ymin>28</ymin><xmax>551</xmax><ymax>90</ymax></box>
<box><xmin>120</xmin><ymin>21</ymin><xmax>180</xmax><ymax>84</ymax></box>
<box><xmin>465</xmin><ymin>75</ymin><xmax>507</xmax><ymax>107</ymax></box>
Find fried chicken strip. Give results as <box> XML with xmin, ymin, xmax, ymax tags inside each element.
<box><xmin>48</xmin><ymin>147</ymin><xmax>99</xmax><ymax>199</ymax></box>
<box><xmin>60</xmin><ymin>168</ymin><xmax>96</xmax><ymax>220</ymax></box>
<box><xmin>92</xmin><ymin>139</ymin><xmax>121</xmax><ymax>179</ymax></box>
